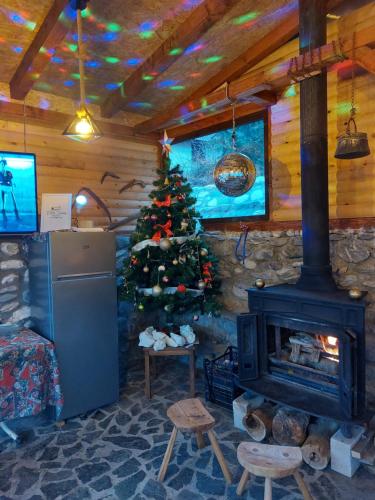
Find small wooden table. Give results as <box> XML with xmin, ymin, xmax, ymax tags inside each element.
<box><xmin>144</xmin><ymin>346</ymin><xmax>196</xmax><ymax>399</ymax></box>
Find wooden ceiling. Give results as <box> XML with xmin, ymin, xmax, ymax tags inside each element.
<box><xmin>1</xmin><ymin>0</ymin><xmax>371</xmax><ymax>134</ymax></box>
<box><xmin>0</xmin><ymin>1</ymin><xmax>296</xmax><ymax>118</ymax></box>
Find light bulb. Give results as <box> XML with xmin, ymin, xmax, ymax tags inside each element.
<box><xmin>76</xmin><ymin>194</ymin><xmax>88</xmax><ymax>206</ymax></box>
<box><xmin>75</xmin><ymin>117</ymin><xmax>93</xmax><ymax>135</ymax></box>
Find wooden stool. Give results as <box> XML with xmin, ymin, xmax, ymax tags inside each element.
<box><xmin>158</xmin><ymin>398</ymin><xmax>232</xmax><ymax>484</ymax></box>
<box><xmin>236</xmin><ymin>442</ymin><xmax>312</xmax><ymax>500</ymax></box>
<box><xmin>144</xmin><ymin>346</ymin><xmax>196</xmax><ymax>399</ymax></box>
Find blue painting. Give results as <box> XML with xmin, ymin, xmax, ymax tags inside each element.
<box><xmin>169</xmin><ymin>118</ymin><xmax>267</xmax><ymax>220</ymax></box>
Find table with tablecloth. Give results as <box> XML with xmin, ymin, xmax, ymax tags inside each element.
<box><xmin>0</xmin><ymin>328</ymin><xmax>63</xmax><ymax>421</ymax></box>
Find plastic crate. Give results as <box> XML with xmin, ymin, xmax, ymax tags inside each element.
<box><xmin>204</xmin><ymin>346</ymin><xmax>243</xmax><ymax>410</ymax></box>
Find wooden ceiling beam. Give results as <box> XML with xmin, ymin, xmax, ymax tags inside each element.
<box><xmin>167</xmin><ymin>102</ymin><xmax>264</xmax><ymax>139</ymax></box>
<box><xmin>10</xmin><ymin>0</ymin><xmax>71</xmax><ymax>100</ymax></box>
<box><xmin>354</xmin><ymin>46</ymin><xmax>375</xmax><ymax>74</ymax></box>
<box><xmin>100</xmin><ymin>0</ymin><xmax>242</xmax><ymax>118</ymax></box>
<box><xmin>148</xmin><ymin>22</ymin><xmax>375</xmax><ymax>132</ymax></box>
<box><xmin>0</xmin><ymin>101</ymin><xmax>157</xmax><ymax>144</ymax></box>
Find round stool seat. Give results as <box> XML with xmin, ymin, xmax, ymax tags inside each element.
<box><xmin>167</xmin><ymin>398</ymin><xmax>215</xmax><ymax>433</ymax></box>
<box><xmin>237</xmin><ymin>442</ymin><xmax>303</xmax><ymax>479</ymax></box>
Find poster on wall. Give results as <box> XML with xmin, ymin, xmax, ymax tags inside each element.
<box><xmin>40</xmin><ymin>193</ymin><xmax>72</xmax><ymax>233</ymax></box>
<box><xmin>0</xmin><ymin>151</ymin><xmax>38</xmax><ymax>234</ymax></box>
<box><xmin>169</xmin><ymin>117</ymin><xmax>267</xmax><ymax>220</ymax></box>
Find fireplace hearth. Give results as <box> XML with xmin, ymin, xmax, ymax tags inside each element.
<box><xmin>237</xmin><ymin>285</ymin><xmax>366</xmax><ymax>424</ymax></box>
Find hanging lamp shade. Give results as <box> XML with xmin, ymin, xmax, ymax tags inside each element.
<box><xmin>63</xmin><ymin>2</ymin><xmax>102</xmax><ymax>143</ymax></box>
<box><xmin>63</xmin><ymin>106</ymin><xmax>102</xmax><ymax>143</ymax></box>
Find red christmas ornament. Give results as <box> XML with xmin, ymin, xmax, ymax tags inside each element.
<box><xmin>175</xmin><ymin>181</ymin><xmax>182</xmax><ymax>187</ymax></box>
<box><xmin>177</xmin><ymin>194</ymin><xmax>185</xmax><ymax>202</ymax></box>
<box><xmin>131</xmin><ymin>256</ymin><xmax>139</xmax><ymax>265</ymax></box>
<box><xmin>177</xmin><ymin>284</ymin><xmax>186</xmax><ymax>293</ymax></box>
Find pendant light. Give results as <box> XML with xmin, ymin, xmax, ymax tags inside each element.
<box><xmin>63</xmin><ymin>1</ymin><xmax>102</xmax><ymax>143</ymax></box>
<box><xmin>334</xmin><ymin>33</ymin><xmax>370</xmax><ymax>159</ymax></box>
<box><xmin>213</xmin><ymin>88</ymin><xmax>256</xmax><ymax>197</ymax></box>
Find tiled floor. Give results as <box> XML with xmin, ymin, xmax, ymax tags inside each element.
<box><xmin>0</xmin><ymin>362</ymin><xmax>374</xmax><ymax>499</ymax></box>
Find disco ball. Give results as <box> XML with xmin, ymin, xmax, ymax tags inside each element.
<box><xmin>214</xmin><ymin>153</ymin><xmax>256</xmax><ymax>197</ymax></box>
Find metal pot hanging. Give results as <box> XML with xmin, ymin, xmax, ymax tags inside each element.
<box><xmin>335</xmin><ymin>115</ymin><xmax>370</xmax><ymax>159</ymax></box>
<box><xmin>334</xmin><ymin>32</ymin><xmax>370</xmax><ymax>160</ymax></box>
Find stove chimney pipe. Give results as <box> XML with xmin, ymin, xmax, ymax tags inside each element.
<box><xmin>296</xmin><ymin>0</ymin><xmax>336</xmax><ymax>291</ymax></box>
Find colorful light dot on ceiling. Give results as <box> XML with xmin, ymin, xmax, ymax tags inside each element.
<box><xmin>39</xmin><ymin>98</ymin><xmax>50</xmax><ymax>110</ymax></box>
<box><xmin>105</xmin><ymin>56</ymin><xmax>120</xmax><ymax>64</ymax></box>
<box><xmin>202</xmin><ymin>55</ymin><xmax>222</xmax><ymax>64</ymax></box>
<box><xmin>169</xmin><ymin>48</ymin><xmax>183</xmax><ymax>56</ymax></box>
<box><xmin>12</xmin><ymin>46</ymin><xmax>23</xmax><ymax>54</ymax></box>
<box><xmin>106</xmin><ymin>22</ymin><xmax>121</xmax><ymax>32</ymax></box>
<box><xmin>86</xmin><ymin>60</ymin><xmax>101</xmax><ymax>68</ymax></box>
<box><xmin>337</xmin><ymin>102</ymin><xmax>354</xmax><ymax>115</ymax></box>
<box><xmin>142</xmin><ymin>74</ymin><xmax>154</xmax><ymax>81</ymax></box>
<box><xmin>64</xmin><ymin>80</ymin><xmax>75</xmax><ymax>87</ymax></box>
<box><xmin>185</xmin><ymin>42</ymin><xmax>205</xmax><ymax>55</ymax></box>
<box><xmin>126</xmin><ymin>58</ymin><xmax>143</xmax><ymax>66</ymax></box>
<box><xmin>80</xmin><ymin>8</ymin><xmax>91</xmax><ymax>19</ymax></box>
<box><xmin>71</xmin><ymin>72</ymin><xmax>81</xmax><ymax>79</ymax></box>
<box><xmin>284</xmin><ymin>84</ymin><xmax>297</xmax><ymax>97</ymax></box>
<box><xmin>102</xmin><ymin>32</ymin><xmax>118</xmax><ymax>42</ymax></box>
<box><xmin>67</xmin><ymin>43</ymin><xmax>78</xmax><ymax>52</ymax></box>
<box><xmin>157</xmin><ymin>80</ymin><xmax>178</xmax><ymax>88</ymax></box>
<box><xmin>88</xmin><ymin>95</ymin><xmax>100</xmax><ymax>101</ymax></box>
<box><xmin>233</xmin><ymin>11</ymin><xmax>258</xmax><ymax>25</ymax></box>
<box><xmin>51</xmin><ymin>56</ymin><xmax>63</xmax><ymax>64</ymax></box>
<box><xmin>129</xmin><ymin>102</ymin><xmax>153</xmax><ymax>109</ymax></box>
<box><xmin>105</xmin><ymin>82</ymin><xmax>121</xmax><ymax>90</ymax></box>
<box><xmin>170</xmin><ymin>85</ymin><xmax>185</xmax><ymax>91</ymax></box>
<box><xmin>139</xmin><ymin>31</ymin><xmax>154</xmax><ymax>39</ymax></box>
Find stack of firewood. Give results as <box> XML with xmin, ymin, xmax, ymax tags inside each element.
<box><xmin>243</xmin><ymin>403</ymin><xmax>339</xmax><ymax>470</ymax></box>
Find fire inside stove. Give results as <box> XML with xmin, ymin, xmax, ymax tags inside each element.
<box><xmin>267</xmin><ymin>326</ymin><xmax>340</xmax><ymax>393</ymax></box>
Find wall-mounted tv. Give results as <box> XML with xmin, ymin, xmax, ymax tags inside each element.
<box><xmin>0</xmin><ymin>152</ymin><xmax>38</xmax><ymax>234</ymax></box>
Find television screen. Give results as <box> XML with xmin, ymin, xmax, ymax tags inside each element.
<box><xmin>169</xmin><ymin>117</ymin><xmax>267</xmax><ymax>220</ymax></box>
<box><xmin>0</xmin><ymin>152</ymin><xmax>38</xmax><ymax>234</ymax></box>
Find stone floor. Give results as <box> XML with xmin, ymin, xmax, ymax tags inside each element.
<box><xmin>0</xmin><ymin>362</ymin><xmax>374</xmax><ymax>500</ymax></box>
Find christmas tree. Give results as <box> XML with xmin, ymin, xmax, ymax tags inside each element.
<box><xmin>122</xmin><ymin>135</ymin><xmax>221</xmax><ymax>319</ymax></box>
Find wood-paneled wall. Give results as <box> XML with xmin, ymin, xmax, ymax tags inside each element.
<box><xmin>0</xmin><ymin>119</ymin><xmax>158</xmax><ymax>231</ymax></box>
<box><xmin>267</xmin><ymin>4</ymin><xmax>375</xmax><ymax>222</ymax></box>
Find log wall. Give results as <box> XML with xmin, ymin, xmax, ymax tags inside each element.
<box><xmin>0</xmin><ymin>119</ymin><xmax>158</xmax><ymax>231</ymax></box>
<box><xmin>266</xmin><ymin>5</ymin><xmax>375</xmax><ymax>222</ymax></box>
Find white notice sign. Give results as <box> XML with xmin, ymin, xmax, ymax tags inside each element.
<box><xmin>40</xmin><ymin>193</ymin><xmax>72</xmax><ymax>232</ymax></box>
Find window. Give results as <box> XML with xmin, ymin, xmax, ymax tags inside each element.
<box><xmin>169</xmin><ymin>111</ymin><xmax>268</xmax><ymax>222</ymax></box>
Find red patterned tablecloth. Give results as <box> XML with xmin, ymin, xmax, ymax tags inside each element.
<box><xmin>0</xmin><ymin>329</ymin><xmax>63</xmax><ymax>420</ymax></box>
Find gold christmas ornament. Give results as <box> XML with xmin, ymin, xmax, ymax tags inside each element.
<box><xmin>158</xmin><ymin>264</ymin><xmax>166</xmax><ymax>271</ymax></box>
<box><xmin>164</xmin><ymin>304</ymin><xmax>173</xmax><ymax>312</ymax></box>
<box><xmin>200</xmin><ymin>248</ymin><xmax>208</xmax><ymax>257</ymax></box>
<box><xmin>138</xmin><ymin>303</ymin><xmax>144</xmax><ymax>311</ymax></box>
<box><xmin>255</xmin><ymin>278</ymin><xmax>265</xmax><ymax>289</ymax></box>
<box><xmin>348</xmin><ymin>287</ymin><xmax>363</xmax><ymax>300</ymax></box>
<box><xmin>172</xmin><ymin>258</ymin><xmax>178</xmax><ymax>265</ymax></box>
<box><xmin>152</xmin><ymin>284</ymin><xmax>163</xmax><ymax>297</ymax></box>
<box><xmin>181</xmin><ymin>220</ymin><xmax>189</xmax><ymax>231</ymax></box>
<box><xmin>143</xmin><ymin>265</ymin><xmax>149</xmax><ymax>273</ymax></box>
<box><xmin>160</xmin><ymin>238</ymin><xmax>172</xmax><ymax>251</ymax></box>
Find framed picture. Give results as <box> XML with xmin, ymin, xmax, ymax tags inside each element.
<box><xmin>169</xmin><ymin>111</ymin><xmax>269</xmax><ymax>223</ymax></box>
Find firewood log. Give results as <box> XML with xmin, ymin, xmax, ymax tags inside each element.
<box><xmin>243</xmin><ymin>403</ymin><xmax>276</xmax><ymax>442</ymax></box>
<box><xmin>302</xmin><ymin>419</ymin><xmax>339</xmax><ymax>470</ymax></box>
<box><xmin>272</xmin><ymin>408</ymin><xmax>310</xmax><ymax>446</ymax></box>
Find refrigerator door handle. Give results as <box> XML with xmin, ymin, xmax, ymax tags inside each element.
<box><xmin>56</xmin><ymin>271</ymin><xmax>114</xmax><ymax>280</ymax></box>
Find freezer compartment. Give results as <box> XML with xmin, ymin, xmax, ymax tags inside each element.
<box><xmin>49</xmin><ymin>232</ymin><xmax>116</xmax><ymax>281</ymax></box>
<box><xmin>52</xmin><ymin>276</ymin><xmax>119</xmax><ymax>420</ymax></box>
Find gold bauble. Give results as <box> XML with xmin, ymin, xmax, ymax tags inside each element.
<box><xmin>200</xmin><ymin>248</ymin><xmax>208</xmax><ymax>257</ymax></box>
<box><xmin>214</xmin><ymin>152</ymin><xmax>256</xmax><ymax>197</ymax></box>
<box><xmin>152</xmin><ymin>284</ymin><xmax>163</xmax><ymax>297</ymax></box>
<box><xmin>143</xmin><ymin>265</ymin><xmax>149</xmax><ymax>273</ymax></box>
<box><xmin>160</xmin><ymin>238</ymin><xmax>172</xmax><ymax>251</ymax></box>
<box><xmin>255</xmin><ymin>278</ymin><xmax>265</xmax><ymax>289</ymax></box>
<box><xmin>172</xmin><ymin>258</ymin><xmax>178</xmax><ymax>265</ymax></box>
<box><xmin>138</xmin><ymin>303</ymin><xmax>144</xmax><ymax>311</ymax></box>
<box><xmin>348</xmin><ymin>287</ymin><xmax>363</xmax><ymax>300</ymax></box>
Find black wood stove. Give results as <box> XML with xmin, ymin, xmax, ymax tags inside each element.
<box><xmin>237</xmin><ymin>0</ymin><xmax>367</xmax><ymax>429</ymax></box>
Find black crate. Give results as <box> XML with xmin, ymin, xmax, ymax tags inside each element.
<box><xmin>204</xmin><ymin>346</ymin><xmax>243</xmax><ymax>410</ymax></box>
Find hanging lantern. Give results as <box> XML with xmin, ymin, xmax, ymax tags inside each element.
<box><xmin>63</xmin><ymin>3</ymin><xmax>102</xmax><ymax>143</ymax></box>
<box><xmin>214</xmin><ymin>98</ymin><xmax>256</xmax><ymax>197</ymax></box>
<box><xmin>335</xmin><ymin>34</ymin><xmax>370</xmax><ymax>160</ymax></box>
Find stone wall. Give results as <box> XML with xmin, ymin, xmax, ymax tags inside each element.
<box><xmin>0</xmin><ymin>240</ymin><xmax>30</xmax><ymax>326</ymax></box>
<box><xmin>199</xmin><ymin>227</ymin><xmax>375</xmax><ymax>409</ymax></box>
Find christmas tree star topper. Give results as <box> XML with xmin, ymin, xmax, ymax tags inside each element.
<box><xmin>159</xmin><ymin>130</ymin><xmax>174</xmax><ymax>156</ymax></box>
